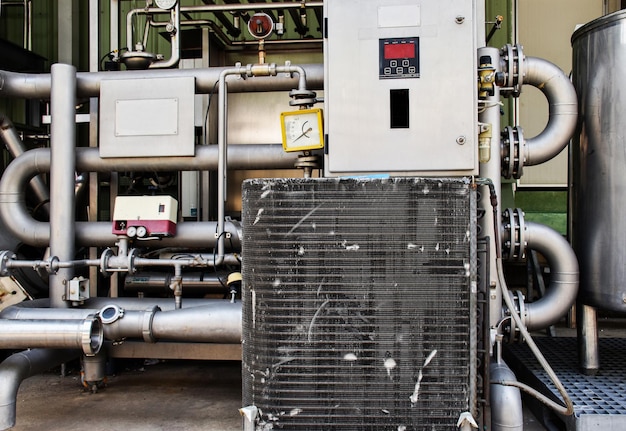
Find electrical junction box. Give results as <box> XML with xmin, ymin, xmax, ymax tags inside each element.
<box><xmin>324</xmin><ymin>0</ymin><xmax>478</xmax><ymax>176</ymax></box>
<box><xmin>99</xmin><ymin>77</ymin><xmax>195</xmax><ymax>158</ymax></box>
<box><xmin>112</xmin><ymin>195</ymin><xmax>178</xmax><ymax>238</ymax></box>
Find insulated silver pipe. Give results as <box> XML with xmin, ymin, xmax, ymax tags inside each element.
<box><xmin>0</xmin><ymin>64</ymin><xmax>324</xmax><ymax>99</ymax></box>
<box><xmin>0</xmin><ymin>317</ymin><xmax>102</xmax><ymax>355</ymax></box>
<box><xmin>523</xmin><ymin>56</ymin><xmax>578</xmax><ymax>166</ymax></box>
<box><xmin>0</xmin><ymin>349</ymin><xmax>78</xmax><ymax>430</ymax></box>
<box><xmin>0</xmin><ymin>113</ymin><xmax>50</xmax><ymax>214</ymax></box>
<box><xmin>490</xmin><ymin>359</ymin><xmax>523</xmax><ymax>431</ymax></box>
<box><xmin>524</xmin><ymin>221</ymin><xmax>579</xmax><ymax>330</ymax></box>
<box><xmin>477</xmin><ymin>47</ymin><xmax>503</xmax><ymax>327</ymax></box>
<box><xmin>0</xmin><ymin>144</ymin><xmax>300</xmax><ymax>247</ymax></box>
<box><xmin>1</xmin><ymin>301</ymin><xmax>242</xmax><ymax>344</ymax></box>
<box><xmin>49</xmin><ymin>64</ymin><xmax>76</xmax><ymax>308</ymax></box>
<box><xmin>152</xmin><ymin>302</ymin><xmax>241</xmax><ymax>343</ymax></box>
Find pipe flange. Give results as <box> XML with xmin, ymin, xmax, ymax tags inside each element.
<box><xmin>501</xmin><ymin>126</ymin><xmax>525</xmax><ymax>179</ymax></box>
<box><xmin>501</xmin><ymin>208</ymin><xmax>526</xmax><ymax>262</ymax></box>
<box><xmin>81</xmin><ymin>314</ymin><xmax>104</xmax><ymax>357</ymax></box>
<box><xmin>142</xmin><ymin>305</ymin><xmax>160</xmax><ymax>343</ymax></box>
<box><xmin>500</xmin><ymin>44</ymin><xmax>525</xmax><ymax>97</ymax></box>
<box><xmin>99</xmin><ymin>248</ymin><xmax>114</xmax><ymax>277</ymax></box>
<box><xmin>505</xmin><ymin>290</ymin><xmax>526</xmax><ymax>344</ymax></box>
<box><xmin>294</xmin><ymin>153</ymin><xmax>321</xmax><ymax>169</ymax></box>
<box><xmin>289</xmin><ymin>88</ymin><xmax>317</xmax><ymax>107</ymax></box>
<box><xmin>127</xmin><ymin>248</ymin><xmax>138</xmax><ymax>274</ymax></box>
<box><xmin>0</xmin><ymin>250</ymin><xmax>15</xmax><ymax>276</ymax></box>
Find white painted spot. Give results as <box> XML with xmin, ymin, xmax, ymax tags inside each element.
<box><xmin>253</xmin><ymin>208</ymin><xmax>264</xmax><ymax>225</ymax></box>
<box><xmin>384</xmin><ymin>357</ymin><xmax>397</xmax><ymax>377</ymax></box>
<box><xmin>343</xmin><ymin>353</ymin><xmax>358</xmax><ymax>361</ymax></box>
<box><xmin>345</xmin><ymin>244</ymin><xmax>360</xmax><ymax>251</ymax></box>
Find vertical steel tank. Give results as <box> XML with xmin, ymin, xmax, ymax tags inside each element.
<box><xmin>571</xmin><ymin>11</ymin><xmax>626</xmax><ymax>313</ymax></box>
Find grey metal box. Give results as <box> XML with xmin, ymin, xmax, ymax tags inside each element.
<box><xmin>99</xmin><ymin>77</ymin><xmax>195</xmax><ymax>158</ymax></box>
<box><xmin>324</xmin><ymin>0</ymin><xmax>478</xmax><ymax>176</ymax></box>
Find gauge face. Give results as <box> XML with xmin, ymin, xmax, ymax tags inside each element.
<box><xmin>280</xmin><ymin>108</ymin><xmax>324</xmax><ymax>152</ymax></box>
<box><xmin>248</xmin><ymin>12</ymin><xmax>274</xmax><ymax>40</ymax></box>
<box><xmin>155</xmin><ymin>0</ymin><xmax>177</xmax><ymax>10</ymax></box>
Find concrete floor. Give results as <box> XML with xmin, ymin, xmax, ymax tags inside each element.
<box><xmin>6</xmin><ymin>357</ymin><xmax>551</xmax><ymax>431</ymax></box>
<box><xmin>10</xmin><ymin>359</ymin><xmax>243</xmax><ymax>431</ymax></box>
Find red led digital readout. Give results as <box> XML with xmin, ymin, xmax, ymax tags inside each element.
<box><xmin>384</xmin><ymin>43</ymin><xmax>415</xmax><ymax>60</ymax></box>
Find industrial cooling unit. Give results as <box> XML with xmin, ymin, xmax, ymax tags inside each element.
<box><xmin>242</xmin><ymin>177</ymin><xmax>477</xmax><ymax>430</ymax></box>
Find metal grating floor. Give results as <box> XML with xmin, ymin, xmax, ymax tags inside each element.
<box><xmin>506</xmin><ymin>337</ymin><xmax>626</xmax><ymax>430</ymax></box>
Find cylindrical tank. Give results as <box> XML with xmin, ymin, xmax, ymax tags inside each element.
<box><xmin>571</xmin><ymin>11</ymin><xmax>626</xmax><ymax>312</ymax></box>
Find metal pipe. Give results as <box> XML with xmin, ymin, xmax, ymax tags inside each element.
<box><xmin>49</xmin><ymin>64</ymin><xmax>76</xmax><ymax>308</ymax></box>
<box><xmin>490</xmin><ymin>359</ymin><xmax>523</xmax><ymax>431</ymax></box>
<box><xmin>0</xmin><ymin>317</ymin><xmax>102</xmax><ymax>356</ymax></box>
<box><xmin>0</xmin><ymin>144</ymin><xmax>303</xmax><ymax>247</ymax></box>
<box><xmin>522</xmin><ymin>56</ymin><xmax>578</xmax><ymax>166</ymax></box>
<box><xmin>524</xmin><ymin>221</ymin><xmax>579</xmax><ymax>330</ymax></box>
<box><xmin>477</xmin><ymin>47</ymin><xmax>503</xmax><ymax>327</ymax></box>
<box><xmin>1</xmin><ymin>301</ymin><xmax>242</xmax><ymax>344</ymax></box>
<box><xmin>0</xmin><ymin>64</ymin><xmax>324</xmax><ymax>99</ymax></box>
<box><xmin>0</xmin><ymin>113</ymin><xmax>50</xmax><ymax>214</ymax></box>
<box><xmin>0</xmin><ymin>349</ymin><xmax>78</xmax><ymax>430</ymax></box>
<box><xmin>216</xmin><ymin>62</ymin><xmax>310</xmax><ymax>265</ymax></box>
<box><xmin>577</xmin><ymin>303</ymin><xmax>599</xmax><ymax>375</ymax></box>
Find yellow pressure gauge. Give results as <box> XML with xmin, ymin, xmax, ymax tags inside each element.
<box><xmin>280</xmin><ymin>108</ymin><xmax>324</xmax><ymax>152</ymax></box>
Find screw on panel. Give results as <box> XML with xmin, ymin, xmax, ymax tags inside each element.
<box><xmin>456</xmin><ymin>136</ymin><xmax>467</xmax><ymax>145</ymax></box>
<box><xmin>455</xmin><ymin>16</ymin><xmax>465</xmax><ymax>24</ymax></box>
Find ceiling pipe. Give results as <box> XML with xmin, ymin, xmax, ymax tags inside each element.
<box><xmin>0</xmin><ymin>64</ymin><xmax>324</xmax><ymax>99</ymax></box>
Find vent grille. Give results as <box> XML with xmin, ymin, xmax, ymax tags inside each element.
<box><xmin>242</xmin><ymin>178</ymin><xmax>477</xmax><ymax>430</ymax></box>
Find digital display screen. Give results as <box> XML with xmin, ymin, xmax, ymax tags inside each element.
<box><xmin>384</xmin><ymin>43</ymin><xmax>415</xmax><ymax>60</ymax></box>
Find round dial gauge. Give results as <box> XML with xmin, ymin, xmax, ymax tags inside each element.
<box><xmin>248</xmin><ymin>12</ymin><xmax>274</xmax><ymax>40</ymax></box>
<box><xmin>280</xmin><ymin>108</ymin><xmax>324</xmax><ymax>152</ymax></box>
<box><xmin>155</xmin><ymin>0</ymin><xmax>177</xmax><ymax>10</ymax></box>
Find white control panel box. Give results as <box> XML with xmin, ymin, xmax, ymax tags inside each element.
<box><xmin>324</xmin><ymin>0</ymin><xmax>478</xmax><ymax>176</ymax></box>
<box><xmin>99</xmin><ymin>77</ymin><xmax>195</xmax><ymax>158</ymax></box>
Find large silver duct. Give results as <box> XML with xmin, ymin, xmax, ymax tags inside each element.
<box><xmin>0</xmin><ymin>64</ymin><xmax>324</xmax><ymax>99</ymax></box>
<box><xmin>48</xmin><ymin>64</ymin><xmax>76</xmax><ymax>308</ymax></box>
<box><xmin>523</xmin><ymin>221</ymin><xmax>579</xmax><ymax>331</ymax></box>
<box><xmin>523</xmin><ymin>56</ymin><xmax>578</xmax><ymax>166</ymax></box>
<box><xmin>0</xmin><ymin>144</ymin><xmax>303</xmax><ymax>247</ymax></box>
<box><xmin>0</xmin><ymin>349</ymin><xmax>78</xmax><ymax>430</ymax></box>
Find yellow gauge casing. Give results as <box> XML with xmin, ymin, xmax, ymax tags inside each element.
<box><xmin>280</xmin><ymin>108</ymin><xmax>324</xmax><ymax>152</ymax></box>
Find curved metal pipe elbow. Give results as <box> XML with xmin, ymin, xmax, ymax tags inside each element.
<box><xmin>0</xmin><ymin>349</ymin><xmax>78</xmax><ymax>430</ymax></box>
<box><xmin>523</xmin><ymin>56</ymin><xmax>578</xmax><ymax>166</ymax></box>
<box><xmin>524</xmin><ymin>221</ymin><xmax>579</xmax><ymax>330</ymax></box>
